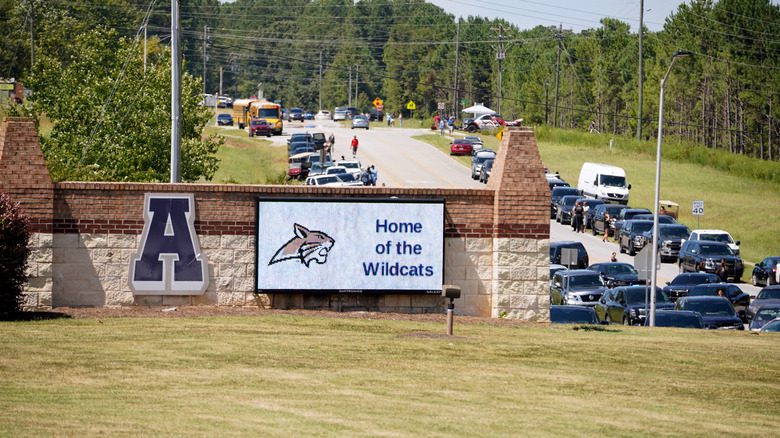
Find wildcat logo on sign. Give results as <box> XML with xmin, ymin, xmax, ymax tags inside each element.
<box><xmin>129</xmin><ymin>194</ymin><xmax>209</xmax><ymax>295</ymax></box>
<box><xmin>269</xmin><ymin>224</ymin><xmax>335</xmax><ymax>268</ymax></box>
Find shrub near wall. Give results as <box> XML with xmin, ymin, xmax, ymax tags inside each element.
<box><xmin>0</xmin><ymin>192</ymin><xmax>31</xmax><ymax>317</ymax></box>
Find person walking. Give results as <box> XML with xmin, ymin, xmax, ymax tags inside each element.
<box><xmin>351</xmin><ymin>135</ymin><xmax>359</xmax><ymax>157</ymax></box>
<box><xmin>573</xmin><ymin>201</ymin><xmax>584</xmax><ymax>233</ymax></box>
<box><xmin>368</xmin><ymin>165</ymin><xmax>378</xmax><ymax>186</ymax></box>
<box><xmin>439</xmin><ymin>118</ymin><xmax>446</xmax><ymax>135</ymax></box>
<box><xmin>602</xmin><ymin>212</ymin><xmax>611</xmax><ymax>242</ymax></box>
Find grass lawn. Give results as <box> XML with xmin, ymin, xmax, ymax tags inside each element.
<box><xmin>1</xmin><ymin>314</ymin><xmax>778</xmax><ymax>436</ymax></box>
<box><xmin>201</xmin><ymin>125</ymin><xmax>289</xmax><ymax>184</ymax></box>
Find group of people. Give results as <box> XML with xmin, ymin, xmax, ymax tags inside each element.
<box><xmin>386</xmin><ymin>112</ymin><xmax>402</xmax><ymax>127</ymax></box>
<box><xmin>334</xmin><ymin>133</ymin><xmax>378</xmax><ymax>186</ymax></box>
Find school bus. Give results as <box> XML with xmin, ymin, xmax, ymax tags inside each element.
<box><xmin>249</xmin><ymin>100</ymin><xmax>283</xmax><ymax>135</ymax></box>
<box><xmin>232</xmin><ymin>98</ymin><xmax>258</xmax><ymax>129</ymax></box>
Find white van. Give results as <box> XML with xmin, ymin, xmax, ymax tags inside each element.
<box><xmin>577</xmin><ymin>162</ymin><xmax>630</xmax><ymax>205</ymax></box>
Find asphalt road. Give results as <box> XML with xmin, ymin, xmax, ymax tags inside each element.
<box><xmin>278</xmin><ymin>119</ymin><xmax>483</xmax><ymax>188</ymax></box>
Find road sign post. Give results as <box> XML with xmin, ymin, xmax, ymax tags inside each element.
<box><xmin>692</xmin><ymin>200</ymin><xmax>704</xmax><ymax>229</ymax></box>
<box><xmin>635</xmin><ymin>245</ymin><xmax>661</xmax><ymax>325</ymax></box>
<box><xmin>560</xmin><ymin>248</ymin><xmax>578</xmax><ymax>269</ymax></box>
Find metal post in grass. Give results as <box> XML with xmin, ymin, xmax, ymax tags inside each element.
<box><xmin>650</xmin><ymin>50</ymin><xmax>692</xmax><ymax>326</ymax></box>
<box><xmin>442</xmin><ymin>285</ymin><xmax>461</xmax><ymax>336</ymax></box>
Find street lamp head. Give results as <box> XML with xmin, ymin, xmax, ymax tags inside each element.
<box><xmin>672</xmin><ymin>50</ymin><xmax>694</xmax><ymax>59</ymax></box>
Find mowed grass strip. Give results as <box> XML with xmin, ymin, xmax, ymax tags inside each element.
<box><xmin>201</xmin><ymin>125</ymin><xmax>288</xmax><ymax>184</ymax></box>
<box><xmin>1</xmin><ymin>314</ymin><xmax>778</xmax><ymax>437</ymax></box>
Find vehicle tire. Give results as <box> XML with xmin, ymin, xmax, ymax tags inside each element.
<box><xmin>605</xmin><ymin>314</ymin><xmax>612</xmax><ymax>325</ymax></box>
<box><xmin>249</xmin><ymin>131</ymin><xmax>254</xmax><ymax>137</ymax></box>
<box><xmin>623</xmin><ymin>316</ymin><xmax>630</xmax><ymax>326</ymax></box>
<box><xmin>619</xmin><ymin>243</ymin><xmax>625</xmax><ymax>254</ymax></box>
<box><xmin>592</xmin><ymin>225</ymin><xmax>597</xmax><ymax>236</ymax></box>
<box><xmin>628</xmin><ymin>244</ymin><xmax>636</xmax><ymax>256</ymax></box>
<box><xmin>678</xmin><ymin>263</ymin><xmax>684</xmax><ymax>273</ymax></box>
<box><xmin>752</xmin><ymin>274</ymin><xmax>758</xmax><ymax>286</ymax></box>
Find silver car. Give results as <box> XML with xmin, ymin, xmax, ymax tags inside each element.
<box><xmin>351</xmin><ymin>115</ymin><xmax>369</xmax><ymax>130</ymax></box>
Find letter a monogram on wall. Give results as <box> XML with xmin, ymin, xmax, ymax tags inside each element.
<box><xmin>129</xmin><ymin>194</ymin><xmax>209</xmax><ymax>295</ymax></box>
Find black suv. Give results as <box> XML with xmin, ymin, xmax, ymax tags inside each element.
<box><xmin>287</xmin><ymin>107</ymin><xmax>305</xmax><ymax>122</ymax></box>
<box><xmin>590</xmin><ymin>204</ymin><xmax>626</xmax><ymax>237</ymax></box>
<box><xmin>549</xmin><ymin>241</ymin><xmax>589</xmax><ymax>269</ymax></box>
<box><xmin>550</xmin><ymin>269</ymin><xmax>606</xmax><ymax>307</ymax></box>
<box><xmin>678</xmin><ymin>240</ymin><xmax>744</xmax><ymax>281</ymax></box>
<box><xmin>752</xmin><ymin>256</ymin><xmax>780</xmax><ymax>286</ymax></box>
<box><xmin>639</xmin><ymin>223</ymin><xmax>690</xmax><ymax>262</ymax></box>
<box><xmin>556</xmin><ymin>195</ymin><xmax>584</xmax><ymax>224</ymax></box>
<box><xmin>613</xmin><ymin>208</ymin><xmax>651</xmax><ymax>235</ymax></box>
<box><xmin>594</xmin><ymin>286</ymin><xmax>674</xmax><ymax>325</ymax></box>
<box><xmin>663</xmin><ymin>272</ymin><xmax>721</xmax><ymax>301</ymax></box>
<box><xmin>587</xmin><ymin>262</ymin><xmax>642</xmax><ymax>288</ymax></box>
<box><xmin>687</xmin><ymin>283</ymin><xmax>751</xmax><ymax>321</ymax></box>
<box><xmin>618</xmin><ymin>220</ymin><xmax>654</xmax><ymax>256</ymax></box>
<box><xmin>550</xmin><ymin>187</ymin><xmax>579</xmax><ymax>219</ymax></box>
<box><xmin>675</xmin><ymin>296</ymin><xmax>744</xmax><ymax>330</ymax></box>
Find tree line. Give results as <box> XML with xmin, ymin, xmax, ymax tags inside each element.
<box><xmin>2</xmin><ymin>0</ymin><xmax>779</xmax><ymax>179</ymax></box>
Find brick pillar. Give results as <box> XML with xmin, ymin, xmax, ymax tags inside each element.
<box><xmin>0</xmin><ymin>117</ymin><xmax>54</xmax><ymax>308</ymax></box>
<box><xmin>490</xmin><ymin>127</ymin><xmax>551</xmax><ymax>320</ymax></box>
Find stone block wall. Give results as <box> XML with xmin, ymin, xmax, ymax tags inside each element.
<box><xmin>0</xmin><ymin>118</ymin><xmax>550</xmax><ymax>320</ymax></box>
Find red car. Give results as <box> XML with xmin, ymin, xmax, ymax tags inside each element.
<box><xmin>249</xmin><ymin>118</ymin><xmax>273</xmax><ymax>137</ymax></box>
<box><xmin>450</xmin><ymin>138</ymin><xmax>474</xmax><ymax>155</ymax></box>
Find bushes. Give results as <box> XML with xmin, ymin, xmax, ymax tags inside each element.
<box><xmin>0</xmin><ymin>192</ymin><xmax>31</xmax><ymax>317</ymax></box>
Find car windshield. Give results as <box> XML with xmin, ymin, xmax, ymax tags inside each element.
<box><xmin>758</xmin><ymin>288</ymin><xmax>780</xmax><ymax>300</ymax></box>
<box><xmin>602</xmin><ymin>264</ymin><xmax>638</xmax><ymax>275</ymax></box>
<box><xmin>599</xmin><ymin>174</ymin><xmax>626</xmax><ymax>187</ymax></box>
<box><xmin>568</xmin><ymin>274</ymin><xmax>602</xmax><ymax>288</ymax></box>
<box><xmin>336</xmin><ymin>173</ymin><xmax>357</xmax><ymax>182</ymax></box>
<box><xmin>624</xmin><ymin>289</ymin><xmax>668</xmax><ymax>304</ymax></box>
<box><xmin>340</xmin><ymin>162</ymin><xmax>360</xmax><ymax>170</ymax></box>
<box><xmin>605</xmin><ymin>206</ymin><xmax>625</xmax><ymax>215</ymax></box>
<box><xmin>474</xmin><ymin>155</ymin><xmax>494</xmax><ymax>164</ymax></box>
<box><xmin>561</xmin><ymin>196</ymin><xmax>581</xmax><ymax>207</ymax></box>
<box><xmin>631</xmin><ymin>222</ymin><xmax>654</xmax><ymax>233</ymax></box>
<box><xmin>660</xmin><ymin>227</ymin><xmax>690</xmax><ymax>240</ymax></box>
<box><xmin>257</xmin><ymin>108</ymin><xmax>279</xmax><ymax>118</ymax></box>
<box><xmin>699</xmin><ymin>243</ymin><xmax>734</xmax><ymax>256</ymax></box>
<box><xmin>683</xmin><ymin>300</ymin><xmax>734</xmax><ymax>317</ymax></box>
<box><xmin>483</xmin><ymin>160</ymin><xmax>494</xmax><ymax>170</ymax></box>
<box><xmin>552</xmin><ymin>188</ymin><xmax>579</xmax><ymax>198</ymax></box>
<box><xmin>624</xmin><ymin>210</ymin><xmax>650</xmax><ymax>219</ymax></box>
<box><xmin>317</xmin><ymin>176</ymin><xmax>339</xmax><ymax>184</ymax></box>
<box><xmin>671</xmin><ymin>275</ymin><xmax>712</xmax><ymax>285</ymax></box>
<box><xmin>699</xmin><ymin>233</ymin><xmax>733</xmax><ymax>244</ymax></box>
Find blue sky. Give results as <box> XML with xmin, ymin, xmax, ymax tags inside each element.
<box><xmin>426</xmin><ymin>0</ymin><xmax>685</xmax><ymax>32</ymax></box>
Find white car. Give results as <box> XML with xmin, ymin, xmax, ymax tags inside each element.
<box><xmin>304</xmin><ymin>174</ymin><xmax>343</xmax><ymax>186</ymax></box>
<box><xmin>336</xmin><ymin>160</ymin><xmax>363</xmax><ymax>178</ymax></box>
<box><xmin>325</xmin><ymin>166</ymin><xmax>348</xmax><ymax>176</ymax></box>
<box><xmin>686</xmin><ymin>229</ymin><xmax>741</xmax><ymax>255</ymax></box>
<box><xmin>315</xmin><ymin>110</ymin><xmax>331</xmax><ymax>120</ymax></box>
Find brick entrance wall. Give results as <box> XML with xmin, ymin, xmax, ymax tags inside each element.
<box><xmin>0</xmin><ymin>118</ymin><xmax>550</xmax><ymax>320</ymax></box>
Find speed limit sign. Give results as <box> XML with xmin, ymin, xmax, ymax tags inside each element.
<box><xmin>692</xmin><ymin>200</ymin><xmax>704</xmax><ymax>216</ymax></box>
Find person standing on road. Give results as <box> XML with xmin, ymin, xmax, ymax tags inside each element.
<box><xmin>716</xmin><ymin>259</ymin><xmax>729</xmax><ymax>282</ymax></box>
<box><xmin>439</xmin><ymin>118</ymin><xmax>446</xmax><ymax>135</ymax></box>
<box><xmin>368</xmin><ymin>165</ymin><xmax>378</xmax><ymax>186</ymax></box>
<box><xmin>328</xmin><ymin>132</ymin><xmax>335</xmax><ymax>149</ymax></box>
<box><xmin>610</xmin><ymin>252</ymin><xmax>618</xmax><ymax>262</ymax></box>
<box><xmin>351</xmin><ymin>136</ymin><xmax>359</xmax><ymax>157</ymax></box>
<box><xmin>398</xmin><ymin>112</ymin><xmax>403</xmax><ymax>127</ymax></box>
<box><xmin>572</xmin><ymin>201</ymin><xmax>584</xmax><ymax>233</ymax></box>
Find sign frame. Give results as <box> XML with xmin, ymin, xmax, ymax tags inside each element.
<box><xmin>692</xmin><ymin>200</ymin><xmax>704</xmax><ymax>216</ymax></box>
<box><xmin>254</xmin><ymin>196</ymin><xmax>446</xmax><ymax>295</ymax></box>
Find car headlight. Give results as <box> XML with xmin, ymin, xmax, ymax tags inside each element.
<box><xmin>704</xmin><ymin>259</ymin><xmax>716</xmax><ymax>269</ymax></box>
<box><xmin>566</xmin><ymin>294</ymin><xmax>581</xmax><ymax>302</ymax></box>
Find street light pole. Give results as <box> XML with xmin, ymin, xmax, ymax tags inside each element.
<box><xmin>650</xmin><ymin>50</ymin><xmax>692</xmax><ymax>326</ymax></box>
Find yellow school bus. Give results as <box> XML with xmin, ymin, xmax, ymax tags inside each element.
<box><xmin>232</xmin><ymin>98</ymin><xmax>258</xmax><ymax>129</ymax></box>
<box><xmin>249</xmin><ymin>100</ymin><xmax>283</xmax><ymax>135</ymax></box>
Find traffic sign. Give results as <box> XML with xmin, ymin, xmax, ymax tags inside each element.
<box><xmin>634</xmin><ymin>245</ymin><xmax>660</xmax><ymax>281</ymax></box>
<box><xmin>437</xmin><ymin>102</ymin><xmax>446</xmax><ymax>110</ymax></box>
<box><xmin>372</xmin><ymin>97</ymin><xmax>383</xmax><ymax>108</ymax></box>
<box><xmin>692</xmin><ymin>200</ymin><xmax>704</xmax><ymax>216</ymax></box>
<box><xmin>406</xmin><ymin>100</ymin><xmax>416</xmax><ymax>111</ymax></box>
<box><xmin>560</xmin><ymin>248</ymin><xmax>578</xmax><ymax>268</ymax></box>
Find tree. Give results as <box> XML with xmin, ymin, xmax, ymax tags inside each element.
<box><xmin>26</xmin><ymin>27</ymin><xmax>221</xmax><ymax>182</ymax></box>
<box><xmin>0</xmin><ymin>193</ymin><xmax>30</xmax><ymax>318</ymax></box>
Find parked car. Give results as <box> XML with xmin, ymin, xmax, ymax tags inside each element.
<box><xmin>217</xmin><ymin>113</ymin><xmax>233</xmax><ymax>126</ymax></box>
<box><xmin>760</xmin><ymin>318</ymin><xmax>780</xmax><ymax>332</ymax></box>
<box><xmin>549</xmin><ymin>269</ymin><xmax>606</xmax><ymax>307</ymax></box>
<box><xmin>287</xmin><ymin>132</ymin><xmax>313</xmax><ymax>146</ymax></box>
<box><xmin>550</xmin><ymin>305</ymin><xmax>599</xmax><ymax>324</ymax></box>
<box><xmin>577</xmin><ymin>162</ymin><xmax>631</xmax><ymax>205</ymax></box>
<box><xmin>546</xmin><ymin>177</ymin><xmax>569</xmax><ymax>189</ymax></box>
<box><xmin>678</xmin><ymin>240</ymin><xmax>744</xmax><ymax>281</ymax></box>
<box><xmin>647</xmin><ymin>310</ymin><xmax>705</xmax><ymax>329</ymax></box>
<box><xmin>748</xmin><ymin>305</ymin><xmax>780</xmax><ymax>331</ymax></box>
<box><xmin>333</xmin><ymin>173</ymin><xmax>364</xmax><ymax>186</ymax></box>
<box><xmin>674</xmin><ymin>296</ymin><xmax>744</xmax><ymax>330</ymax></box>
<box><xmin>304</xmin><ymin>174</ymin><xmax>343</xmax><ymax>186</ymax></box>
<box><xmin>336</xmin><ymin>160</ymin><xmax>363</xmax><ymax>178</ymax></box>
<box><xmin>581</xmin><ymin>198</ymin><xmax>605</xmax><ymax>229</ymax></box>
<box><xmin>315</xmin><ymin>110</ymin><xmax>331</xmax><ymax>120</ymax></box>
<box><xmin>595</xmin><ymin>285</ymin><xmax>673</xmax><ymax>325</ymax></box>
<box><xmin>686</xmin><ymin>229</ymin><xmax>741</xmax><ymax>255</ymax></box>
<box><xmin>549</xmin><ymin>241</ymin><xmax>589</xmax><ymax>269</ymax></box>
<box><xmin>464</xmin><ymin>135</ymin><xmax>484</xmax><ymax>149</ymax></box>
<box><xmin>287</xmin><ymin>107</ymin><xmax>305</xmax><ymax>122</ymax></box>
<box><xmin>631</xmin><ymin>214</ymin><xmax>677</xmax><ymax>224</ymax></box>
<box><xmin>351</xmin><ymin>114</ymin><xmax>370</xmax><ymax>130</ymax></box>
<box><xmin>450</xmin><ymin>138</ymin><xmax>474</xmax><ymax>155</ymax></box>
<box><xmin>587</xmin><ymin>262</ymin><xmax>642</xmax><ymax>288</ymax></box>
<box><xmin>550</xmin><ymin>264</ymin><xmax>567</xmax><ymax>287</ymax></box>
<box><xmin>613</xmin><ymin>208</ymin><xmax>651</xmax><ymax>236</ymax></box>
<box><xmin>590</xmin><ymin>204</ymin><xmax>627</xmax><ymax>237</ymax></box>
<box><xmin>751</xmin><ymin>256</ymin><xmax>780</xmax><ymax>286</ymax></box>
<box><xmin>550</xmin><ymin>187</ymin><xmax>580</xmax><ymax>219</ymax></box>
<box><xmin>639</xmin><ymin>223</ymin><xmax>691</xmax><ymax>262</ymax></box>
<box><xmin>687</xmin><ymin>283</ymin><xmax>750</xmax><ymax>320</ymax></box>
<box><xmin>289</xmin><ymin>143</ymin><xmax>315</xmax><ymax>156</ymax></box>
<box><xmin>663</xmin><ymin>272</ymin><xmax>722</xmax><ymax>302</ymax></box>
<box><xmin>556</xmin><ymin>195</ymin><xmax>585</xmax><ymax>224</ymax></box>
<box><xmin>333</xmin><ymin>106</ymin><xmax>349</xmax><ymax>121</ymax></box>
<box><xmin>471</xmin><ymin>150</ymin><xmax>496</xmax><ymax>180</ymax></box>
<box><xmin>368</xmin><ymin>108</ymin><xmax>384</xmax><ymax>122</ymax></box>
<box><xmin>479</xmin><ymin>159</ymin><xmax>493</xmax><ymax>183</ymax></box>
<box><xmin>248</xmin><ymin>118</ymin><xmax>273</xmax><ymax>137</ymax></box>
<box><xmin>287</xmin><ymin>152</ymin><xmax>315</xmax><ymax>180</ymax></box>
<box><xmin>618</xmin><ymin>220</ymin><xmax>654</xmax><ymax>256</ymax></box>
<box><xmin>746</xmin><ymin>285</ymin><xmax>780</xmax><ymax>321</ymax></box>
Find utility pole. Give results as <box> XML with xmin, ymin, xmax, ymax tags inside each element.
<box><xmin>171</xmin><ymin>0</ymin><xmax>181</xmax><ymax>183</ymax></box>
<box><xmin>491</xmin><ymin>24</ymin><xmax>508</xmax><ymax>115</ymax></box>
<box><xmin>143</xmin><ymin>22</ymin><xmax>147</xmax><ymax>74</ymax></box>
<box><xmin>637</xmin><ymin>0</ymin><xmax>644</xmax><ymax>141</ymax></box>
<box><xmin>219</xmin><ymin>66</ymin><xmax>223</xmax><ymax>97</ymax></box>
<box><xmin>545</xmin><ymin>80</ymin><xmax>550</xmax><ymax>125</ymax></box>
<box><xmin>355</xmin><ymin>64</ymin><xmax>359</xmax><ymax>106</ymax></box>
<box><xmin>553</xmin><ymin>24</ymin><xmax>562</xmax><ymax>128</ymax></box>
<box><xmin>319</xmin><ymin>50</ymin><xmax>323</xmax><ymax>111</ymax></box>
<box><xmin>202</xmin><ymin>25</ymin><xmax>208</xmax><ymax>95</ymax></box>
<box><xmin>28</xmin><ymin>0</ymin><xmax>35</xmax><ymax>68</ymax></box>
<box><xmin>348</xmin><ymin>65</ymin><xmax>352</xmax><ymax>106</ymax></box>
<box><xmin>453</xmin><ymin>19</ymin><xmax>460</xmax><ymax>117</ymax></box>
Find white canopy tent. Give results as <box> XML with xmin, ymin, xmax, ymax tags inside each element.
<box><xmin>461</xmin><ymin>103</ymin><xmax>496</xmax><ymax>117</ymax></box>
